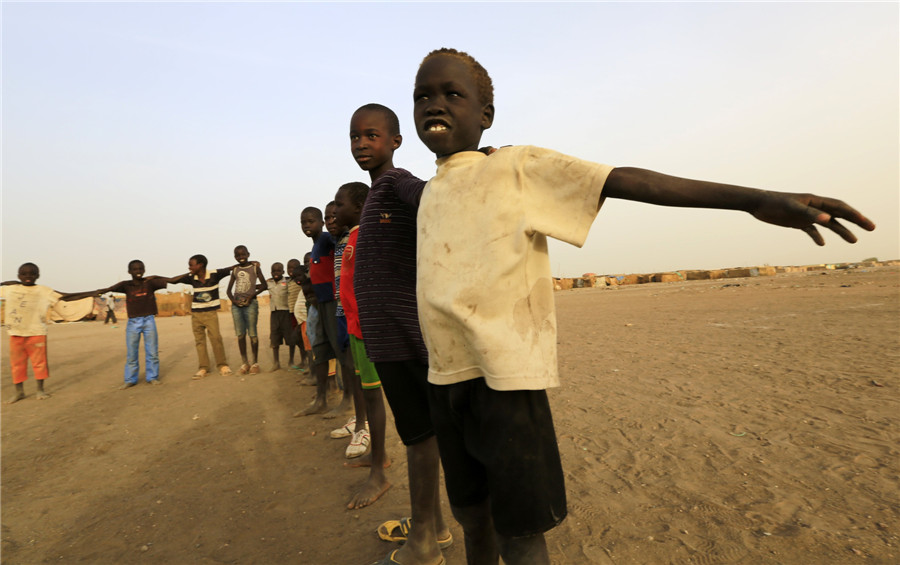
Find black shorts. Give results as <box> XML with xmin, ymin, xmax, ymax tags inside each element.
<box><xmin>312</xmin><ymin>301</ymin><xmax>339</xmax><ymax>366</ymax></box>
<box><xmin>375</xmin><ymin>360</ymin><xmax>434</xmax><ymax>446</ymax></box>
<box><xmin>428</xmin><ymin>377</ymin><xmax>567</xmax><ymax>538</ymax></box>
<box><xmin>269</xmin><ymin>310</ymin><xmax>294</xmax><ymax>347</ymax></box>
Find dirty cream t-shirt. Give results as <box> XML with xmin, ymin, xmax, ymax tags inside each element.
<box><xmin>416</xmin><ymin>146</ymin><xmax>613</xmax><ymax>391</ymax></box>
<box><xmin>1</xmin><ymin>284</ymin><xmax>61</xmax><ymax>336</ymax></box>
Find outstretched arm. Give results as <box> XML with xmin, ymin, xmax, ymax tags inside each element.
<box><xmin>603</xmin><ymin>167</ymin><xmax>876</xmax><ymax>245</ymax></box>
<box><xmin>153</xmin><ymin>272</ymin><xmax>191</xmax><ymax>286</ymax></box>
<box><xmin>59</xmin><ymin>289</ymin><xmax>105</xmax><ymax>302</ymax></box>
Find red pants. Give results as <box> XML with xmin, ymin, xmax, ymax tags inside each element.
<box><xmin>9</xmin><ymin>336</ymin><xmax>50</xmax><ymax>384</ymax></box>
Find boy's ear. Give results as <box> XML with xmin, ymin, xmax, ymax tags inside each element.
<box><xmin>481</xmin><ymin>104</ymin><xmax>495</xmax><ymax>130</ymax></box>
<box><xmin>393</xmin><ymin>133</ymin><xmax>402</xmax><ymax>149</ymax></box>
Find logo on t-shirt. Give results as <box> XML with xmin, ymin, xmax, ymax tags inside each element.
<box><xmin>195</xmin><ymin>292</ymin><xmax>212</xmax><ymax>303</ymax></box>
<box><xmin>380</xmin><ymin>213</ymin><xmax>392</xmax><ymax>224</ymax></box>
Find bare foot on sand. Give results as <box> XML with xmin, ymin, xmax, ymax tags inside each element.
<box><xmin>344</xmin><ymin>453</ymin><xmax>392</xmax><ymax>469</ymax></box>
<box><xmin>6</xmin><ymin>392</ymin><xmax>26</xmax><ymax>404</ymax></box>
<box><xmin>347</xmin><ymin>478</ymin><xmax>392</xmax><ymax>510</ymax></box>
<box><xmin>293</xmin><ymin>399</ymin><xmax>328</xmax><ymax>417</ymax></box>
<box><xmin>36</xmin><ymin>391</ymin><xmax>51</xmax><ymax>400</ymax></box>
<box><xmin>323</xmin><ymin>398</ymin><xmax>352</xmax><ymax>420</ymax></box>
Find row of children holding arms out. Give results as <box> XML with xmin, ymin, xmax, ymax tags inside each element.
<box><xmin>1</xmin><ymin>249</ymin><xmax>318</xmax><ymax>399</ymax></box>
<box><xmin>4</xmin><ymin>48</ymin><xmax>875</xmax><ymax>565</ymax></box>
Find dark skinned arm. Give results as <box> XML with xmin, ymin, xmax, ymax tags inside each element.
<box><xmin>603</xmin><ymin>167</ymin><xmax>876</xmax><ymax>246</ymax></box>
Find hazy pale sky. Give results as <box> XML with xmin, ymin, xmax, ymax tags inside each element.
<box><xmin>2</xmin><ymin>2</ymin><xmax>897</xmax><ymax>292</ymax></box>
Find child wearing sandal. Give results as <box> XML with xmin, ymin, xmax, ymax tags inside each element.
<box><xmin>160</xmin><ymin>254</ymin><xmax>235</xmax><ymax>379</ymax></box>
<box><xmin>226</xmin><ymin>245</ymin><xmax>266</xmax><ymax>375</ymax></box>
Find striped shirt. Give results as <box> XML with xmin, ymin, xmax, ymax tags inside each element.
<box><xmin>355</xmin><ymin>168</ymin><xmax>428</xmax><ymax>363</ymax></box>
<box><xmin>175</xmin><ymin>268</ymin><xmax>231</xmax><ymax>313</ymax></box>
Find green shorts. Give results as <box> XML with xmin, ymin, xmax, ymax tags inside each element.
<box><xmin>349</xmin><ymin>336</ymin><xmax>380</xmax><ymax>389</ymax></box>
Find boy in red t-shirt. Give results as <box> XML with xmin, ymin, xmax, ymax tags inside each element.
<box><xmin>334</xmin><ymin>181</ymin><xmax>392</xmax><ymax>510</ymax></box>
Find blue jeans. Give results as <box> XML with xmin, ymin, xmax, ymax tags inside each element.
<box><xmin>125</xmin><ymin>315</ymin><xmax>159</xmax><ymax>384</ymax></box>
<box><xmin>231</xmin><ymin>299</ymin><xmax>259</xmax><ymax>337</ymax></box>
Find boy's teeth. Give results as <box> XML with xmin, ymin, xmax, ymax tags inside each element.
<box><xmin>428</xmin><ymin>124</ymin><xmax>447</xmax><ymax>131</ymax></box>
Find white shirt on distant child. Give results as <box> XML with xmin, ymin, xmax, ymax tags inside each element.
<box><xmin>415</xmin><ymin>146</ymin><xmax>613</xmax><ymax>392</ymax></box>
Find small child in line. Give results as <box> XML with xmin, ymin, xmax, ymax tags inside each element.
<box><xmin>286</xmin><ymin>258</ymin><xmax>310</xmax><ymax>372</ymax></box>
<box><xmin>324</xmin><ymin>201</ymin><xmax>340</xmax><ymax>238</ymax></box>
<box><xmin>334</xmin><ymin>180</ymin><xmax>393</xmax><ymax>511</ymax></box>
<box><xmin>1</xmin><ymin>263</ymin><xmax>100</xmax><ymax>403</ymax></box>
<box><xmin>297</xmin><ymin>206</ymin><xmax>354</xmax><ymax>417</ymax></box>
<box><xmin>99</xmin><ymin>260</ymin><xmax>170</xmax><ymax>388</ymax></box>
<box><xmin>404</xmin><ymin>47</ymin><xmax>876</xmax><ymax>564</ymax></box>
<box><xmin>159</xmin><ymin>254</ymin><xmax>234</xmax><ymax>379</ymax></box>
<box><xmin>226</xmin><ymin>245</ymin><xmax>266</xmax><ymax>375</ymax></box>
<box><xmin>300</xmin><ymin>252</ymin><xmax>318</xmax><ymax>384</ymax></box>
<box><xmin>266</xmin><ymin>262</ymin><xmax>294</xmax><ymax>372</ymax></box>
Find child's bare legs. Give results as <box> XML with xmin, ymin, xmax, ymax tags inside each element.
<box><xmin>250</xmin><ymin>336</ymin><xmax>259</xmax><ymax>366</ymax></box>
<box><xmin>35</xmin><ymin>378</ymin><xmax>49</xmax><ymax>399</ymax></box>
<box><xmin>391</xmin><ymin>436</ymin><xmax>449</xmax><ymax>564</ymax></box>
<box><xmin>7</xmin><ymin>383</ymin><xmax>26</xmax><ymax>404</ymax></box>
<box><xmin>344</xmin><ymin>384</ymin><xmax>392</xmax><ymax>469</ymax></box>
<box><xmin>324</xmin><ymin>354</ymin><xmax>355</xmax><ymax>418</ymax></box>
<box><xmin>294</xmin><ymin>355</ymin><xmax>328</xmax><ymax>416</ymax></box>
<box><xmin>497</xmin><ymin>533</ymin><xmax>549</xmax><ymax>565</ymax></box>
<box><xmin>271</xmin><ymin>345</ymin><xmax>281</xmax><ymax>371</ymax></box>
<box><xmin>347</xmin><ymin>385</ymin><xmax>391</xmax><ymax>509</ymax></box>
<box><xmin>450</xmin><ymin>500</ymin><xmax>499</xmax><ymax>565</ymax></box>
<box><xmin>237</xmin><ymin>334</ymin><xmax>249</xmax><ymax>370</ymax></box>
<box><xmin>288</xmin><ymin>342</ymin><xmax>296</xmax><ymax>367</ymax></box>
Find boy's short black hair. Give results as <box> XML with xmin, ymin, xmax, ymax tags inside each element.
<box><xmin>421</xmin><ymin>48</ymin><xmax>493</xmax><ymax>107</ymax></box>
<box><xmin>18</xmin><ymin>262</ymin><xmax>39</xmax><ymax>273</ymax></box>
<box><xmin>128</xmin><ymin>259</ymin><xmax>144</xmax><ymax>270</ymax></box>
<box><xmin>234</xmin><ymin>245</ymin><xmax>248</xmax><ymax>253</ymax></box>
<box><xmin>302</xmin><ymin>206</ymin><xmax>323</xmax><ymax>220</ymax></box>
<box><xmin>354</xmin><ymin>103</ymin><xmax>400</xmax><ymax>136</ymax></box>
<box><xmin>338</xmin><ymin>182</ymin><xmax>369</xmax><ymax>208</ymax></box>
<box><xmin>326</xmin><ymin>201</ymin><xmax>336</xmax><ymax>208</ymax></box>
<box><xmin>190</xmin><ymin>254</ymin><xmax>208</xmax><ymax>267</ymax></box>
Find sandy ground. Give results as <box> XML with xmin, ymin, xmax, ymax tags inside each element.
<box><xmin>1</xmin><ymin>267</ymin><xmax>898</xmax><ymax>564</ymax></box>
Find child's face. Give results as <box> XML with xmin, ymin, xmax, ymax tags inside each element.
<box><xmin>333</xmin><ymin>188</ymin><xmax>359</xmax><ymax>231</ymax></box>
<box><xmin>234</xmin><ymin>247</ymin><xmax>250</xmax><ymax>265</ymax></box>
<box><xmin>301</xmin><ymin>211</ymin><xmax>324</xmax><ymax>240</ymax></box>
<box><xmin>188</xmin><ymin>259</ymin><xmax>204</xmax><ymax>275</ymax></box>
<box><xmin>325</xmin><ymin>204</ymin><xmax>339</xmax><ymax>236</ymax></box>
<box><xmin>350</xmin><ymin>109</ymin><xmax>400</xmax><ymax>179</ymax></box>
<box><xmin>271</xmin><ymin>263</ymin><xmax>284</xmax><ymax>280</ymax></box>
<box><xmin>128</xmin><ymin>262</ymin><xmax>145</xmax><ymax>280</ymax></box>
<box><xmin>17</xmin><ymin>265</ymin><xmax>39</xmax><ymax>286</ymax></box>
<box><xmin>413</xmin><ymin>54</ymin><xmax>494</xmax><ymax>158</ymax></box>
<box><xmin>287</xmin><ymin>259</ymin><xmax>301</xmax><ymax>279</ymax></box>
<box><xmin>303</xmin><ymin>254</ymin><xmax>311</xmax><ymax>270</ymax></box>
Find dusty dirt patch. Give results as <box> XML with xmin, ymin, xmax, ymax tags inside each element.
<box><xmin>2</xmin><ymin>268</ymin><xmax>898</xmax><ymax>564</ymax></box>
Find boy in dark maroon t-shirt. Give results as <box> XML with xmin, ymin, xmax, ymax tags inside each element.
<box><xmin>350</xmin><ymin>103</ymin><xmax>453</xmax><ymax>565</ymax></box>
<box><xmin>100</xmin><ymin>260</ymin><xmax>169</xmax><ymax>388</ymax></box>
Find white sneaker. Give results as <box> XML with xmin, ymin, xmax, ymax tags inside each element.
<box><xmin>330</xmin><ymin>416</ymin><xmax>356</xmax><ymax>439</ymax></box>
<box><xmin>345</xmin><ymin>429</ymin><xmax>370</xmax><ymax>458</ymax></box>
